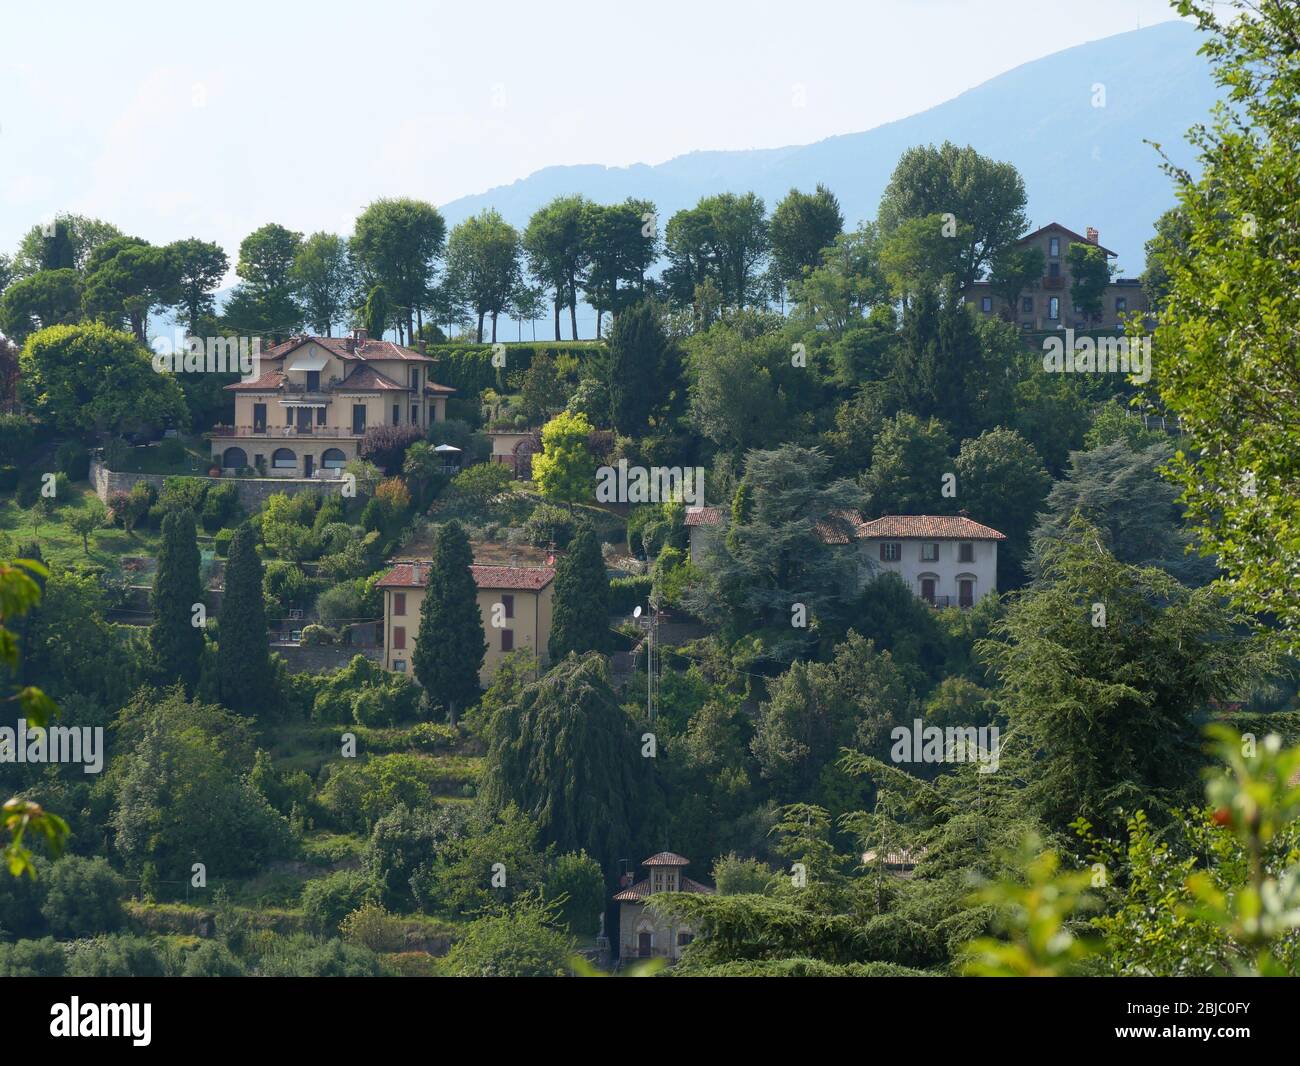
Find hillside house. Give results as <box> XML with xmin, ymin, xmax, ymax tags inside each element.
<box><xmin>614</xmin><ymin>852</ymin><xmax>713</xmax><ymax>962</ymax></box>
<box><xmin>686</xmin><ymin>507</ymin><xmax>1005</xmax><ymax>607</ymax></box>
<box><xmin>377</xmin><ymin>560</ymin><xmax>556</xmax><ymax>686</ymax></box>
<box><xmin>209</xmin><ymin>330</ymin><xmax>456</xmax><ymax>478</ymax></box>
<box><xmin>960</xmin><ymin>222</ymin><xmax>1148</xmax><ymax>331</ymax></box>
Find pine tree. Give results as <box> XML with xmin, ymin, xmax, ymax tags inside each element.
<box><xmin>413</xmin><ymin>520</ymin><xmax>485</xmax><ymax>720</ymax></box>
<box><xmin>548</xmin><ymin>528</ymin><xmax>609</xmax><ymax>659</ymax></box>
<box><xmin>150</xmin><ymin>508</ymin><xmax>204</xmax><ymax>691</ymax></box>
<box><xmin>218</xmin><ymin>524</ymin><xmax>271</xmax><ymax>712</ymax></box>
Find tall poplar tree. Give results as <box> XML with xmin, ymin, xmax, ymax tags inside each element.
<box><xmin>413</xmin><ymin>520</ymin><xmax>485</xmax><ymax>720</ymax></box>
<box><xmin>218</xmin><ymin>524</ymin><xmax>271</xmax><ymax>712</ymax></box>
<box><xmin>150</xmin><ymin>508</ymin><xmax>204</xmax><ymax>691</ymax></box>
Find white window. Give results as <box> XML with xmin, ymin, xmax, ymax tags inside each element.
<box><xmin>393</xmin><ymin>660</ymin><xmax>407</xmax><ymax>672</ymax></box>
<box><xmin>921</xmin><ymin>542</ymin><xmax>939</xmax><ymax>562</ymax></box>
<box><xmin>980</xmin><ymin>296</ymin><xmax>992</xmax><ymax>312</ymax></box>
<box><xmin>1048</xmin><ymin>297</ymin><xmax>1060</xmax><ymax>320</ymax></box>
<box><xmin>880</xmin><ymin>542</ymin><xmax>901</xmax><ymax>562</ymax></box>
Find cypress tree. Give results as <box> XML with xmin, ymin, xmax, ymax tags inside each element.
<box><xmin>218</xmin><ymin>523</ymin><xmax>271</xmax><ymax>712</ymax></box>
<box><xmin>150</xmin><ymin>508</ymin><xmax>204</xmax><ymax>691</ymax></box>
<box><xmin>548</xmin><ymin>528</ymin><xmax>609</xmax><ymax>659</ymax></box>
<box><xmin>412</xmin><ymin>520</ymin><xmax>485</xmax><ymax>720</ymax></box>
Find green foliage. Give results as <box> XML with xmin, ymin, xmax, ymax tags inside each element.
<box><xmin>413</xmin><ymin>521</ymin><xmax>485</xmax><ymax>719</ymax></box>
<box><xmin>549</xmin><ymin>528</ymin><xmax>610</xmax><ymax>658</ymax></box>
<box><xmin>531</xmin><ymin>411</ymin><xmax>595</xmax><ymax>506</ymax></box>
<box><xmin>301</xmin><ymin>870</ymin><xmax>378</xmax><ymax>935</ymax></box>
<box><xmin>40</xmin><ymin>855</ymin><xmax>126</xmax><ymax>936</ymax></box>
<box><xmin>0</xmin><ymin>937</ymin><xmax>66</xmax><ymax>977</ymax></box>
<box><xmin>440</xmin><ymin>896</ymin><xmax>574</xmax><ymax>977</ymax></box>
<box><xmin>218</xmin><ymin>524</ymin><xmax>272</xmax><ymax>713</ymax></box>
<box><xmin>543</xmin><ymin>851</ymin><xmax>605</xmax><ymax>937</ymax></box>
<box><xmin>149</xmin><ymin>507</ymin><xmax>204</xmax><ymax>691</ymax></box>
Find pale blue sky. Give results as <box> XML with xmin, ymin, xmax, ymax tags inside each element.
<box><xmin>1</xmin><ymin>0</ymin><xmax>1187</xmax><ymax>269</ymax></box>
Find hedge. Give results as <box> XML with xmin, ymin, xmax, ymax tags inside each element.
<box><xmin>609</xmin><ymin>574</ymin><xmax>653</xmax><ymax>615</ymax></box>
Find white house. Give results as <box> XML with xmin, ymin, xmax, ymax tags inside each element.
<box><xmin>854</xmin><ymin>515</ymin><xmax>1004</xmax><ymax>607</ymax></box>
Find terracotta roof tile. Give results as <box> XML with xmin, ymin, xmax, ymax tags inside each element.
<box><xmin>684</xmin><ymin>507</ymin><xmax>723</xmax><ymax>528</ymax></box>
<box><xmin>335</xmin><ymin>364</ymin><xmax>406</xmax><ymax>392</ymax></box>
<box><xmin>377</xmin><ymin>561</ymin><xmax>556</xmax><ymax>591</ymax></box>
<box><xmin>856</xmin><ymin>516</ymin><xmax>1006</xmax><ymax>540</ymax></box>
<box><xmin>613</xmin><ymin>876</ymin><xmax>713</xmax><ymax>901</ymax></box>
<box><xmin>260</xmin><ymin>335</ymin><xmax>436</xmax><ymax>363</ymax></box>
<box><xmin>225</xmin><ymin>368</ymin><xmax>287</xmax><ymax>392</ymax></box>
<box><xmin>643</xmin><ymin>852</ymin><xmax>692</xmax><ymax>866</ymax></box>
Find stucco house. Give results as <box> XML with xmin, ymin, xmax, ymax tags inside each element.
<box><xmin>209</xmin><ymin>329</ymin><xmax>456</xmax><ymax>478</ymax></box>
<box><xmin>686</xmin><ymin>507</ymin><xmax>1005</xmax><ymax>607</ymax></box>
<box><xmin>960</xmin><ymin>222</ymin><xmax>1148</xmax><ymax>331</ymax></box>
<box><xmin>614</xmin><ymin>852</ymin><xmax>712</xmax><ymax>962</ymax></box>
<box><xmin>377</xmin><ymin>560</ymin><xmax>556</xmax><ymax>685</ymax></box>
<box><xmin>854</xmin><ymin>515</ymin><xmax>1005</xmax><ymax>607</ymax></box>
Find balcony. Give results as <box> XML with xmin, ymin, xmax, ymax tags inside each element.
<box><xmin>923</xmin><ymin>595</ymin><xmax>974</xmax><ymax>609</ymax></box>
<box><xmin>1041</xmin><ymin>276</ymin><xmax>1064</xmax><ymax>291</ymax></box>
<box><xmin>207</xmin><ymin>425</ymin><xmax>363</xmax><ymax>439</ymax></box>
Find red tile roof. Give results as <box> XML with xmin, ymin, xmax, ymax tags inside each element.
<box><xmin>856</xmin><ymin>516</ymin><xmax>1006</xmax><ymax>540</ymax></box>
<box><xmin>814</xmin><ymin>510</ymin><xmax>870</xmax><ymax>545</ymax></box>
<box><xmin>226</xmin><ymin>368</ymin><xmax>287</xmax><ymax>392</ymax></box>
<box><xmin>1016</xmin><ymin>222</ymin><xmax>1117</xmax><ymax>258</ymax></box>
<box><xmin>643</xmin><ymin>852</ymin><xmax>692</xmax><ymax>866</ymax></box>
<box><xmin>260</xmin><ymin>335</ymin><xmax>435</xmax><ymax>363</ymax></box>
<box><xmin>335</xmin><ymin>364</ymin><xmax>406</xmax><ymax>392</ymax></box>
<box><xmin>684</xmin><ymin>507</ymin><xmax>723</xmax><ymax>528</ymax></box>
<box><xmin>377</xmin><ymin>561</ymin><xmax>556</xmax><ymax>591</ymax></box>
<box><xmin>613</xmin><ymin>876</ymin><xmax>713</xmax><ymax>901</ymax></box>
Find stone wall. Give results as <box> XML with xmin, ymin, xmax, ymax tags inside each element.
<box><xmin>271</xmin><ymin>642</ymin><xmax>382</xmax><ymax>675</ymax></box>
<box><xmin>90</xmin><ymin>461</ymin><xmax>363</xmax><ymax>511</ymax></box>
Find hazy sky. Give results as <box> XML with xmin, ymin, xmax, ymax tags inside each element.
<box><xmin>1</xmin><ymin>0</ymin><xmax>1187</xmax><ymax>266</ymax></box>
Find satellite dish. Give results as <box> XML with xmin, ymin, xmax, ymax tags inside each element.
<box><xmin>633</xmin><ymin>606</ymin><xmax>642</xmax><ymax>619</ymax></box>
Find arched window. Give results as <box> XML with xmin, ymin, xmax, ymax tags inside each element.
<box><xmin>221</xmin><ymin>447</ymin><xmax>248</xmax><ymax>469</ymax></box>
<box><xmin>321</xmin><ymin>448</ymin><xmax>347</xmax><ymax>470</ymax></box>
<box><xmin>272</xmin><ymin>448</ymin><xmax>297</xmax><ymax>470</ymax></box>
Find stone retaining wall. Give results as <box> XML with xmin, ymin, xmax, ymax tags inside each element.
<box><xmin>91</xmin><ymin>461</ymin><xmax>363</xmax><ymax>510</ymax></box>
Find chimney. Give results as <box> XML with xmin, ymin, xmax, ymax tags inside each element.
<box><xmin>351</xmin><ymin>328</ymin><xmax>368</xmax><ymax>349</ymax></box>
<box><xmin>343</xmin><ymin>337</ymin><xmax>355</xmax><ymax>354</ymax></box>
<box><xmin>1086</xmin><ymin>226</ymin><xmax>1099</xmax><ymax>244</ymax></box>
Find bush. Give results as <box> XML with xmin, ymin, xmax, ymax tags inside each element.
<box><xmin>543</xmin><ymin>852</ymin><xmax>605</xmax><ymax>936</ymax></box>
<box><xmin>181</xmin><ymin>940</ymin><xmax>246</xmax><ymax>976</ymax></box>
<box><xmin>300</xmin><ymin>870</ymin><xmax>377</xmax><ymax>935</ymax></box>
<box><xmin>300</xmin><ymin>624</ymin><xmax>338</xmax><ymax>646</ymax></box>
<box><xmin>0</xmin><ymin>938</ymin><xmax>66</xmax><ymax>977</ymax></box>
<box><xmin>440</xmin><ymin>899</ymin><xmax>573</xmax><ymax>977</ymax></box>
<box><xmin>522</xmin><ymin>504</ymin><xmax>577</xmax><ymax>549</ymax></box>
<box><xmin>339</xmin><ymin>904</ymin><xmax>406</xmax><ymax>953</ymax></box>
<box><xmin>40</xmin><ymin>856</ymin><xmax>126</xmax><ymax>937</ymax></box>
<box><xmin>260</xmin><ymin>937</ymin><xmax>384</xmax><ymax>977</ymax></box>
<box><xmin>200</xmin><ymin>480</ymin><xmax>243</xmax><ymax>532</ymax></box>
<box><xmin>214</xmin><ymin>527</ymin><xmax>234</xmax><ymax>556</ymax></box>
<box><xmin>448</xmin><ymin>463</ymin><xmax>513</xmax><ymax>509</ymax></box>
<box><xmin>55</xmin><ymin>440</ymin><xmax>90</xmax><ymax>481</ymax></box>
<box><xmin>159</xmin><ymin>475</ymin><xmax>207</xmax><ymax>515</ymax></box>
<box><xmin>0</xmin><ymin>855</ymin><xmax>49</xmax><ymax>938</ymax></box>
<box><xmin>158</xmin><ymin>437</ymin><xmax>188</xmax><ymax>467</ymax></box>
<box><xmin>65</xmin><ymin>935</ymin><xmax>165</xmax><ymax>977</ymax></box>
<box><xmin>609</xmin><ymin>574</ymin><xmax>653</xmax><ymax>615</ymax></box>
<box><xmin>359</xmin><ymin>425</ymin><xmax>423</xmax><ymax>474</ymax></box>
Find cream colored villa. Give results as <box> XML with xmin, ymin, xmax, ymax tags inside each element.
<box><xmin>377</xmin><ymin>560</ymin><xmax>556</xmax><ymax>686</ymax></box>
<box><xmin>209</xmin><ymin>330</ymin><xmax>456</xmax><ymax>478</ymax></box>
<box><xmin>614</xmin><ymin>853</ymin><xmax>712</xmax><ymax>962</ymax></box>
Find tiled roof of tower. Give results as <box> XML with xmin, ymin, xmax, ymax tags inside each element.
<box><xmin>613</xmin><ymin>876</ymin><xmax>713</xmax><ymax>901</ymax></box>
<box><xmin>856</xmin><ymin>516</ymin><xmax>1006</xmax><ymax>540</ymax></box>
<box><xmin>376</xmin><ymin>562</ymin><xmax>556</xmax><ymax>591</ymax></box>
<box><xmin>643</xmin><ymin>852</ymin><xmax>691</xmax><ymax>866</ymax></box>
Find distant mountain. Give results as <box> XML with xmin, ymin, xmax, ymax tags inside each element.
<box><xmin>441</xmin><ymin>21</ymin><xmax>1214</xmax><ymax>278</ymax></box>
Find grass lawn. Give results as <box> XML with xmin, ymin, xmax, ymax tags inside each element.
<box><xmin>109</xmin><ymin>434</ymin><xmax>212</xmax><ymax>475</ymax></box>
<box><xmin>0</xmin><ymin>479</ymin><xmax>161</xmax><ymax>578</ymax></box>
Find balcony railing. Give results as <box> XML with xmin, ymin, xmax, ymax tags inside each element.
<box><xmin>923</xmin><ymin>595</ymin><xmax>975</xmax><ymax>609</ymax></box>
<box><xmin>1041</xmin><ymin>276</ymin><xmax>1065</xmax><ymax>291</ymax></box>
<box><xmin>207</xmin><ymin>425</ymin><xmax>363</xmax><ymax>439</ymax></box>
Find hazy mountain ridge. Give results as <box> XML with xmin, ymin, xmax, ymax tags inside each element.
<box><xmin>441</xmin><ymin>21</ymin><xmax>1214</xmax><ymax>272</ymax></box>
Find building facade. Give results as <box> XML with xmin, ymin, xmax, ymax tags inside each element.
<box><xmin>855</xmin><ymin>515</ymin><xmax>1004</xmax><ymax>607</ymax></box>
<box><xmin>614</xmin><ymin>852</ymin><xmax>713</xmax><ymax>962</ymax></box>
<box><xmin>377</xmin><ymin>561</ymin><xmax>556</xmax><ymax>686</ymax></box>
<box><xmin>209</xmin><ymin>330</ymin><xmax>456</xmax><ymax>478</ymax></box>
<box><xmin>961</xmin><ymin>222</ymin><xmax>1149</xmax><ymax>331</ymax></box>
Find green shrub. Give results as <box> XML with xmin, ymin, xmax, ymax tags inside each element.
<box><xmin>609</xmin><ymin>574</ymin><xmax>653</xmax><ymax>615</ymax></box>
<box><xmin>65</xmin><ymin>935</ymin><xmax>165</xmax><ymax>977</ymax></box>
<box><xmin>0</xmin><ymin>937</ymin><xmax>66</xmax><ymax>977</ymax></box>
<box><xmin>260</xmin><ymin>936</ymin><xmax>384</xmax><ymax>977</ymax></box>
<box><xmin>213</xmin><ymin>527</ymin><xmax>234</xmax><ymax>557</ymax></box>
<box><xmin>200</xmin><ymin>480</ymin><xmax>243</xmax><ymax>532</ymax></box>
<box><xmin>40</xmin><ymin>856</ymin><xmax>126</xmax><ymax>937</ymax></box>
<box><xmin>181</xmin><ymin>940</ymin><xmax>246</xmax><ymax>976</ymax></box>
<box><xmin>55</xmin><ymin>440</ymin><xmax>90</xmax><ymax>481</ymax></box>
<box><xmin>522</xmin><ymin>504</ymin><xmax>577</xmax><ymax>548</ymax></box>
<box><xmin>300</xmin><ymin>871</ymin><xmax>378</xmax><ymax>935</ymax></box>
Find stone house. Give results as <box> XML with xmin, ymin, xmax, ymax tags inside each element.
<box><xmin>960</xmin><ymin>222</ymin><xmax>1148</xmax><ymax>331</ymax></box>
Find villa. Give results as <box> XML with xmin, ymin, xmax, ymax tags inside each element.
<box><xmin>208</xmin><ymin>329</ymin><xmax>456</xmax><ymax>478</ymax></box>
